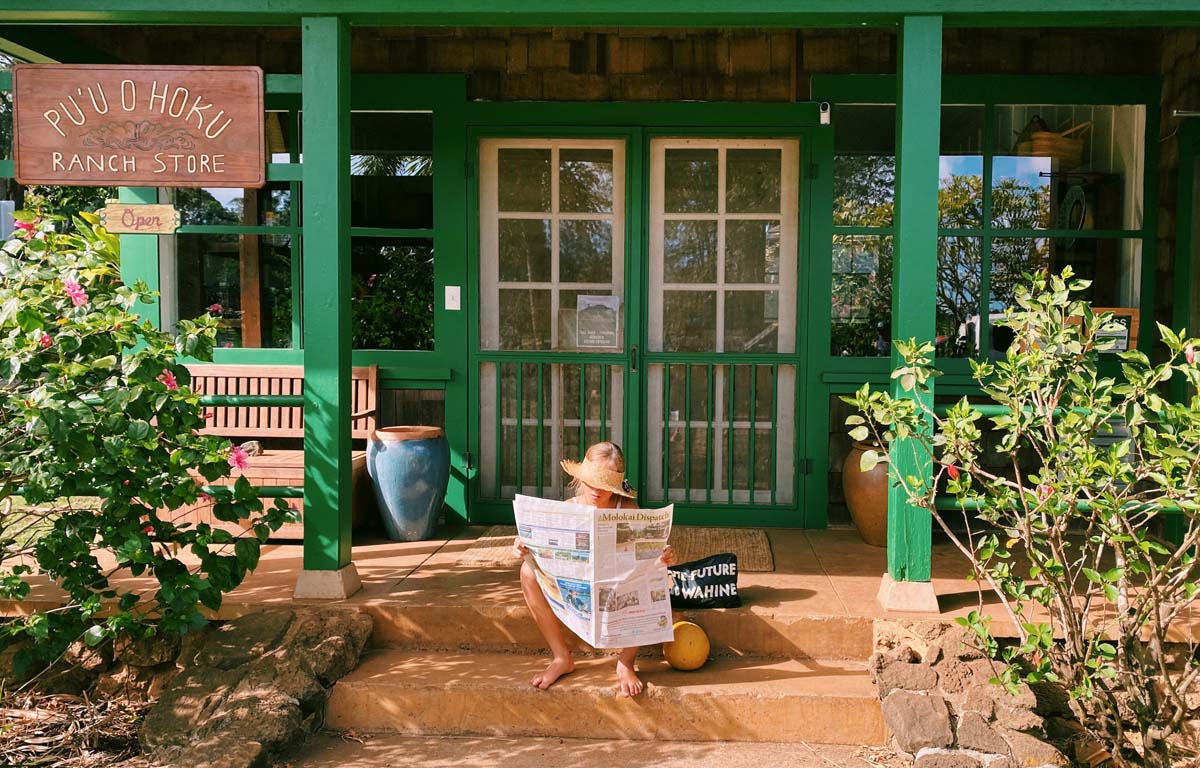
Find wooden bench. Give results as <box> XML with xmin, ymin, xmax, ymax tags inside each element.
<box><xmin>173</xmin><ymin>364</ymin><xmax>379</xmax><ymax>539</ymax></box>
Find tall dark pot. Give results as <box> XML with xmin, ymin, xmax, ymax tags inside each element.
<box><xmin>367</xmin><ymin>426</ymin><xmax>450</xmax><ymax>542</ymax></box>
<box><xmin>842</xmin><ymin>441</ymin><xmax>888</xmax><ymax>547</ymax></box>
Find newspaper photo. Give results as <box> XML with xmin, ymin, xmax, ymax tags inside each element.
<box><xmin>514</xmin><ymin>494</ymin><xmax>675</xmax><ymax>649</ymax></box>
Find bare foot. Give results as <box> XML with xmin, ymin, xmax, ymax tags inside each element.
<box><xmin>616</xmin><ymin>656</ymin><xmax>643</xmax><ymax>697</ymax></box>
<box><xmin>531</xmin><ymin>656</ymin><xmax>575</xmax><ymax>689</ymax></box>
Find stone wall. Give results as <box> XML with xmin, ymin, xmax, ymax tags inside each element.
<box><xmin>873</xmin><ymin>620</ymin><xmax>1074</xmax><ymax>768</ymax></box>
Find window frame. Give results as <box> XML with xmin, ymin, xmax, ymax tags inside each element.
<box><xmin>814</xmin><ymin>74</ymin><xmax>1160</xmax><ymax>380</ymax></box>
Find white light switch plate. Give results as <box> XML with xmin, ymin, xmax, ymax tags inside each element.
<box><xmin>445</xmin><ymin>285</ymin><xmax>461</xmax><ymax>311</ymax></box>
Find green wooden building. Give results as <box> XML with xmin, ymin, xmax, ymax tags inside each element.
<box><xmin>1</xmin><ymin>4</ymin><xmax>1197</xmax><ymax>604</ymax></box>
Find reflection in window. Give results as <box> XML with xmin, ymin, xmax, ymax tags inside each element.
<box><xmin>174</xmin><ymin>234</ymin><xmax>293</xmax><ymax>349</ymax></box>
<box><xmin>351</xmin><ymin>112</ymin><xmax>433</xmax><ymax>229</ymax></box>
<box><xmin>351</xmin><ymin>237</ymin><xmax>434</xmax><ymax>350</ymax></box>
<box><xmin>664</xmin><ymin>149</ymin><xmax>719</xmax><ymax>213</ymax></box>
<box><xmin>483</xmin><ymin>140</ymin><xmax>624</xmax><ymax>352</ymax></box>
<box><xmin>174</xmin><ymin>184</ymin><xmax>293</xmax><ymax>227</ymax></box>
<box><xmin>989</xmin><ymin>237</ymin><xmax>1141</xmax><ymax>331</ymax></box>
<box><xmin>939</xmin><ymin>106</ymin><xmax>985</xmax><ymax>228</ymax></box>
<box><xmin>831</xmin><ymin>236</ymin><xmax>892</xmax><ymax>357</ymax></box>
<box><xmin>992</xmin><ymin>104</ymin><xmax>1145</xmax><ymax>231</ymax></box>
<box><xmin>991</xmin><ymin>156</ymin><xmax>1053</xmax><ymax>230</ymax></box>
<box><xmin>833</xmin><ymin>105</ymin><xmax>896</xmax><ymax>227</ymax></box>
<box><xmin>560</xmin><ymin>149</ymin><xmax>614</xmax><ymax>213</ymax></box>
<box><xmin>936</xmin><ymin>237</ymin><xmax>981</xmax><ymax>358</ymax></box>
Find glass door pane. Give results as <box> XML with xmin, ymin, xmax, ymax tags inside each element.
<box><xmin>646</xmin><ymin>138</ymin><xmax>799</xmax><ymax>506</ymax></box>
<box><xmin>478</xmin><ymin>138</ymin><xmax>626</xmax><ymax>499</ymax></box>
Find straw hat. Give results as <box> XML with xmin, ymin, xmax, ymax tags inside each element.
<box><xmin>560</xmin><ymin>457</ymin><xmax>637</xmax><ymax>499</ymax></box>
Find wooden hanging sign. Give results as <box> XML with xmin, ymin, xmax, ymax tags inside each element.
<box><xmin>12</xmin><ymin>64</ymin><xmax>264</xmax><ymax>188</ymax></box>
<box><xmin>99</xmin><ymin>203</ymin><xmax>181</xmax><ymax>234</ymax></box>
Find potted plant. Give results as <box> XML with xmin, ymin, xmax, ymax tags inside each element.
<box><xmin>841</xmin><ymin>426</ymin><xmax>888</xmax><ymax>547</ymax></box>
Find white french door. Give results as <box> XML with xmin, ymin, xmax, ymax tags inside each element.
<box><xmin>645</xmin><ymin>138</ymin><xmax>799</xmax><ymax>506</ymax></box>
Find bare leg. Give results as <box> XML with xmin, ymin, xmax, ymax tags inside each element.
<box><xmin>520</xmin><ymin>558</ymin><xmax>575</xmax><ymax>689</ymax></box>
<box><xmin>615</xmin><ymin>646</ymin><xmax>643</xmax><ymax>697</ymax></box>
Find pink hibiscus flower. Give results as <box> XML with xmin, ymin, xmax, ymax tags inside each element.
<box><xmin>39</xmin><ymin>333</ymin><xmax>52</xmax><ymax>348</ymax></box>
<box><xmin>63</xmin><ymin>280</ymin><xmax>89</xmax><ymax>307</ymax></box>
<box><xmin>228</xmin><ymin>444</ymin><xmax>249</xmax><ymax>470</ymax></box>
<box><xmin>159</xmin><ymin>369</ymin><xmax>179</xmax><ymax>391</ymax></box>
<box><xmin>207</xmin><ymin>303</ymin><xmax>223</xmax><ymax>314</ymax></box>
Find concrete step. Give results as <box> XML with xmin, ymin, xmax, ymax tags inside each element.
<box><xmin>325</xmin><ymin>649</ymin><xmax>886</xmax><ymax>745</ymax></box>
<box><xmin>291</xmin><ymin>731</ymin><xmax>896</xmax><ymax>768</ymax></box>
<box><xmin>360</xmin><ymin>603</ymin><xmax>875</xmax><ymax>661</ymax></box>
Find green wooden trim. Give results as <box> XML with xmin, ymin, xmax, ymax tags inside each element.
<box><xmin>378</xmin><ymin>366</ymin><xmax>452</xmax><ymax>381</ymax></box>
<box><xmin>177</xmin><ymin>224</ymin><xmax>301</xmax><ymax>236</ymax></box>
<box><xmin>8</xmin><ymin>2</ymin><xmax>1200</xmax><ymax>27</ymax></box>
<box><xmin>300</xmin><ymin>15</ymin><xmax>353</xmax><ymax>572</ymax></box>
<box><xmin>381</xmin><ymin>378</ymin><xmax>449</xmax><ymax>390</ymax></box>
<box><xmin>266</xmin><ymin>163</ymin><xmax>303</xmax><ymax>182</ymax></box>
<box><xmin>350</xmin><ymin>227</ymin><xmax>434</xmax><ymax>239</ymax></box>
<box><xmin>1174</xmin><ymin>121</ymin><xmax>1200</xmax><ymax>404</ymax></box>
<box><xmin>428</xmin><ymin>77</ymin><xmax>471</xmax><ymax>525</ymax></box>
<box><xmin>199</xmin><ymin>394</ymin><xmax>304</xmax><ymax>407</ymax></box>
<box><xmin>887</xmin><ymin>16</ymin><xmax>941</xmax><ymax>584</ymax></box>
<box><xmin>0</xmin><ymin>71</ymin><xmax>11</xmax><ymax>90</ymax></box>
<box><xmin>0</xmin><ymin>160</ymin><xmax>13</xmax><ymax>177</ymax></box>
<box><xmin>118</xmin><ymin>187</ymin><xmax>160</xmax><ymax>329</ymax></box>
<box><xmin>1138</xmin><ymin>91</ymin><xmax>1162</xmax><ymax>355</ymax></box>
<box><xmin>803</xmin><ymin>127</ymin><xmax>835</xmax><ymax>527</ymax></box>
<box><xmin>625</xmin><ymin>127</ymin><xmax>646</xmax><ymax>497</ymax></box>
<box><xmin>265</xmin><ymin>74</ymin><xmax>302</xmax><ymax>94</ymax></box>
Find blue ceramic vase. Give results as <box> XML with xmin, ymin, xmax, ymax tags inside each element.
<box><xmin>367</xmin><ymin>426</ymin><xmax>450</xmax><ymax>542</ymax></box>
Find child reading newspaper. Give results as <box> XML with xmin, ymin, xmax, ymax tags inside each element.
<box><xmin>513</xmin><ymin>441</ymin><xmax>677</xmax><ymax>696</ymax></box>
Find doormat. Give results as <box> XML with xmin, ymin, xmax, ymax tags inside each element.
<box><xmin>458</xmin><ymin>525</ymin><xmax>774</xmax><ymax>572</ymax></box>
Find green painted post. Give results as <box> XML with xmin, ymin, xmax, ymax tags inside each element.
<box><xmin>887</xmin><ymin>15</ymin><xmax>941</xmax><ymax>585</ymax></box>
<box><xmin>298</xmin><ymin>15</ymin><xmax>357</xmax><ymax>594</ymax></box>
<box><xmin>117</xmin><ymin>187</ymin><xmax>160</xmax><ymax>328</ymax></box>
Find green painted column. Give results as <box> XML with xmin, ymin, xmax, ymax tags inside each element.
<box><xmin>299</xmin><ymin>16</ymin><xmax>356</xmax><ymax>585</ymax></box>
<box><xmin>887</xmin><ymin>15</ymin><xmax>942</xmax><ymax>585</ymax></box>
<box><xmin>117</xmin><ymin>187</ymin><xmax>160</xmax><ymax>328</ymax></box>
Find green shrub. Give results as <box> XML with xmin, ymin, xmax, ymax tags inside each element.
<box><xmin>0</xmin><ymin>212</ymin><xmax>292</xmax><ymax>677</ymax></box>
<box><xmin>845</xmin><ymin>269</ymin><xmax>1200</xmax><ymax>767</ymax></box>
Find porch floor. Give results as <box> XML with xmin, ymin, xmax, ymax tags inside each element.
<box><xmin>8</xmin><ymin>526</ymin><xmax>998</xmax><ymax>625</ymax></box>
<box><xmin>13</xmin><ymin>526</ymin><xmax>1200</xmax><ymax>642</ymax></box>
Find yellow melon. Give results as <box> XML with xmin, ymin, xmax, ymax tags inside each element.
<box><xmin>663</xmin><ymin>620</ymin><xmax>710</xmax><ymax>671</ymax></box>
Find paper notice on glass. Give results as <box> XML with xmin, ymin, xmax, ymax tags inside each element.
<box><xmin>575</xmin><ymin>295</ymin><xmax>621</xmax><ymax>348</ymax></box>
<box><xmin>514</xmin><ymin>494</ymin><xmax>675</xmax><ymax>649</ymax></box>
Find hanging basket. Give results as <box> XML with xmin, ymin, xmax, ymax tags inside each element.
<box><xmin>1016</xmin><ymin>121</ymin><xmax>1091</xmax><ymax>168</ymax></box>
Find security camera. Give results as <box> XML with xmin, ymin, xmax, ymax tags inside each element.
<box><xmin>819</xmin><ymin>102</ymin><xmax>831</xmax><ymax>126</ymax></box>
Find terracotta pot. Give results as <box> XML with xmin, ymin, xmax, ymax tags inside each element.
<box><xmin>367</xmin><ymin>426</ymin><xmax>450</xmax><ymax>542</ymax></box>
<box><xmin>842</xmin><ymin>441</ymin><xmax>888</xmax><ymax>547</ymax></box>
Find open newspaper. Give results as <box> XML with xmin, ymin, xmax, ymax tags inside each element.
<box><xmin>514</xmin><ymin>495</ymin><xmax>675</xmax><ymax>649</ymax></box>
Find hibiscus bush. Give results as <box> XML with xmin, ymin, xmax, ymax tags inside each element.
<box><xmin>845</xmin><ymin>269</ymin><xmax>1200</xmax><ymax>767</ymax></box>
<box><xmin>0</xmin><ymin>211</ymin><xmax>293</xmax><ymax>677</ymax></box>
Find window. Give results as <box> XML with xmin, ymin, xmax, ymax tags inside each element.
<box><xmin>831</xmin><ymin>105</ymin><xmax>895</xmax><ymax>357</ymax></box>
<box><xmin>830</xmin><ymin>99</ymin><xmax>1146</xmax><ymax>359</ymax></box>
<box><xmin>350</xmin><ymin>111</ymin><xmax>435</xmax><ymax>351</ymax></box>
<box><xmin>161</xmin><ymin>109</ymin><xmax>300</xmax><ymax>349</ymax></box>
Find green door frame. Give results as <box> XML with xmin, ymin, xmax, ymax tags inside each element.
<box><xmin>462</xmin><ymin>101</ymin><xmax>829</xmax><ymax>526</ymax></box>
<box><xmin>1175</xmin><ymin>121</ymin><xmax>1200</xmax><ymax>393</ymax></box>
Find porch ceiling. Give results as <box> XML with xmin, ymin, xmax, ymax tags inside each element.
<box><xmin>4</xmin><ymin>0</ymin><xmax>1200</xmax><ymax>28</ymax></box>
